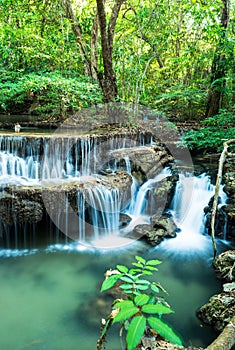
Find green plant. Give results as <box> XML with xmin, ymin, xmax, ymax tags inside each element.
<box><xmin>97</xmin><ymin>256</ymin><xmax>183</xmax><ymax>350</ymax></box>
<box><xmin>183</xmin><ymin>108</ymin><xmax>235</xmax><ymax>152</ymax></box>
<box><xmin>0</xmin><ymin>69</ymin><xmax>102</xmax><ymax>117</ymax></box>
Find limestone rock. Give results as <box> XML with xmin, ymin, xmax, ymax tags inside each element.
<box><xmin>150</xmin><ymin>214</ymin><xmax>178</xmax><ymax>237</ymax></box>
<box><xmin>196</xmin><ymin>290</ymin><xmax>235</xmax><ymax>331</ymax></box>
<box><xmin>131</xmin><ymin>214</ymin><xmax>177</xmax><ymax>246</ymax></box>
<box><xmin>109</xmin><ymin>145</ymin><xmax>174</xmax><ymax>184</ymax></box>
<box><xmin>213</xmin><ymin>250</ymin><xmax>235</xmax><ymax>282</ymax></box>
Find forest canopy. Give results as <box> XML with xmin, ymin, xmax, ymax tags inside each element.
<box><xmin>0</xmin><ymin>0</ymin><xmax>234</xmax><ymax>150</ymax></box>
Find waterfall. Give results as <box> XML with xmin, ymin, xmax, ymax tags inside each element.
<box><xmin>158</xmin><ymin>173</ymin><xmax>227</xmax><ymax>256</ymax></box>
<box><xmin>86</xmin><ymin>186</ymin><xmax>120</xmax><ymax>239</ymax></box>
<box><xmin>0</xmin><ymin>133</ymin><xmax>229</xmax><ymax>253</ymax></box>
<box><xmin>0</xmin><ymin>134</ymin><xmax>151</xmax><ymax>185</ymax></box>
<box><xmin>123</xmin><ymin>168</ymin><xmax>172</xmax><ymax>230</ymax></box>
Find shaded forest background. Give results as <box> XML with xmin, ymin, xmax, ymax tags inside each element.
<box><xmin>0</xmin><ymin>0</ymin><xmax>234</xmax><ymax>151</ymax></box>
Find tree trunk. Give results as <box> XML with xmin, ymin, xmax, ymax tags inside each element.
<box><xmin>205</xmin><ymin>0</ymin><xmax>230</xmax><ymax>118</ymax></box>
<box><xmin>60</xmin><ymin>0</ymin><xmax>95</xmax><ymax>79</ymax></box>
<box><xmin>96</xmin><ymin>0</ymin><xmax>123</xmax><ymax>102</ymax></box>
<box><xmin>90</xmin><ymin>11</ymin><xmax>99</xmax><ymax>80</ymax></box>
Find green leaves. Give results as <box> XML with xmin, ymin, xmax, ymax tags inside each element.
<box><xmin>117</xmin><ymin>265</ymin><xmax>129</xmax><ymax>273</ymax></box>
<box><xmin>0</xmin><ymin>70</ymin><xmax>102</xmax><ymax>116</ymax></box>
<box><xmin>100</xmin><ymin>274</ymin><xmax>121</xmax><ymax>292</ymax></box>
<box><xmin>183</xmin><ymin>109</ymin><xmax>235</xmax><ymax>152</ymax></box>
<box><xmin>148</xmin><ymin>317</ymin><xmax>183</xmax><ymax>346</ymax></box>
<box><xmin>99</xmin><ymin>256</ymin><xmax>184</xmax><ymax>349</ymax></box>
<box><xmin>113</xmin><ymin>306</ymin><xmax>139</xmax><ymax>323</ymax></box>
<box><xmin>146</xmin><ymin>259</ymin><xmax>162</xmax><ymax>266</ymax></box>
<box><xmin>134</xmin><ymin>294</ymin><xmax>150</xmax><ymax>306</ymax></box>
<box><xmin>142</xmin><ymin>304</ymin><xmax>174</xmax><ymax>315</ymax></box>
<box><xmin>126</xmin><ymin>316</ymin><xmax>146</xmax><ymax>350</ymax></box>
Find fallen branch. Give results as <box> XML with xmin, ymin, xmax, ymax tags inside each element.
<box><xmin>210</xmin><ymin>139</ymin><xmax>235</xmax><ymax>257</ymax></box>
<box><xmin>205</xmin><ymin>315</ymin><xmax>235</xmax><ymax>350</ymax></box>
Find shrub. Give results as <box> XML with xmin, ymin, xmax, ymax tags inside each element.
<box><xmin>97</xmin><ymin>255</ymin><xmax>183</xmax><ymax>350</ymax></box>
<box><xmin>0</xmin><ymin>69</ymin><xmax>102</xmax><ymax>118</ymax></box>
<box><xmin>183</xmin><ymin>108</ymin><xmax>235</xmax><ymax>152</ymax></box>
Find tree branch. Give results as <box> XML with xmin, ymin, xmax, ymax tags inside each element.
<box><xmin>108</xmin><ymin>0</ymin><xmax>124</xmax><ymax>54</ymax></box>
<box><xmin>211</xmin><ymin>139</ymin><xmax>235</xmax><ymax>257</ymax></box>
<box><xmin>60</xmin><ymin>0</ymin><xmax>94</xmax><ymax>78</ymax></box>
<box><xmin>205</xmin><ymin>315</ymin><xmax>235</xmax><ymax>350</ymax></box>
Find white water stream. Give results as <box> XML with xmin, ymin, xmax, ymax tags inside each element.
<box><xmin>0</xmin><ymin>134</ymin><xmax>232</xmax><ymax>350</ymax></box>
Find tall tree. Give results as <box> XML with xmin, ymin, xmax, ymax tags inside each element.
<box><xmin>96</xmin><ymin>0</ymin><xmax>124</xmax><ymax>102</ymax></box>
<box><xmin>205</xmin><ymin>0</ymin><xmax>233</xmax><ymax>118</ymax></box>
<box><xmin>60</xmin><ymin>0</ymin><xmax>123</xmax><ymax>102</ymax></box>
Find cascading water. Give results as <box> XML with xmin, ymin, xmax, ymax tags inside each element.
<box><xmin>158</xmin><ymin>172</ymin><xmax>228</xmax><ymax>256</ymax></box>
<box><xmin>0</xmin><ymin>133</ymin><xmax>229</xmax><ymax>253</ymax></box>
<box><xmin>86</xmin><ymin>186</ymin><xmax>120</xmax><ymax>241</ymax></box>
<box><xmin>0</xmin><ymin>132</ymin><xmax>232</xmax><ymax>350</ymax></box>
<box><xmin>0</xmin><ymin>133</ymin><xmax>148</xmax><ymax>185</ymax></box>
<box><xmin>122</xmin><ymin>168</ymin><xmax>172</xmax><ymax>230</ymax></box>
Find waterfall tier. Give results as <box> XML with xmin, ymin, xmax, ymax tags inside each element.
<box><xmin>0</xmin><ymin>133</ymin><xmax>229</xmax><ymax>252</ymax></box>
<box><xmin>0</xmin><ymin>132</ymin><xmax>151</xmax><ymax>185</ymax></box>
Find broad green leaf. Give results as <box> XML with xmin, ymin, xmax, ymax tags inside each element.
<box><xmin>151</xmin><ymin>284</ymin><xmax>160</xmax><ymax>293</ymax></box>
<box><xmin>117</xmin><ymin>265</ymin><xmax>129</xmax><ymax>273</ymax></box>
<box><xmin>135</xmin><ymin>279</ymin><xmax>150</xmax><ymax>285</ymax></box>
<box><xmin>132</xmin><ymin>262</ymin><xmax>143</xmax><ymax>268</ymax></box>
<box><xmin>142</xmin><ymin>304</ymin><xmax>173</xmax><ymax>315</ymax></box>
<box><xmin>135</xmin><ymin>255</ymin><xmax>146</xmax><ymax>264</ymax></box>
<box><xmin>112</xmin><ymin>306</ymin><xmax>139</xmax><ymax>323</ymax></box>
<box><xmin>146</xmin><ymin>259</ymin><xmax>162</xmax><ymax>266</ymax></box>
<box><xmin>120</xmin><ymin>276</ymin><xmax>135</xmax><ymax>283</ymax></box>
<box><xmin>135</xmin><ymin>284</ymin><xmax>149</xmax><ymax>290</ymax></box>
<box><xmin>120</xmin><ymin>283</ymin><xmax>133</xmax><ymax>290</ymax></box>
<box><xmin>101</xmin><ymin>274</ymin><xmax>121</xmax><ymax>292</ymax></box>
<box><xmin>147</xmin><ymin>317</ymin><xmax>183</xmax><ymax>346</ymax></box>
<box><xmin>144</xmin><ymin>265</ymin><xmax>158</xmax><ymax>271</ymax></box>
<box><xmin>126</xmin><ymin>315</ymin><xmax>146</xmax><ymax>350</ymax></box>
<box><xmin>129</xmin><ymin>268</ymin><xmax>142</xmax><ymax>274</ymax></box>
<box><xmin>114</xmin><ymin>300</ymin><xmax>135</xmax><ymax>309</ymax></box>
<box><xmin>134</xmin><ymin>294</ymin><xmax>150</xmax><ymax>306</ymax></box>
<box><xmin>125</xmin><ymin>290</ymin><xmax>134</xmax><ymax>294</ymax></box>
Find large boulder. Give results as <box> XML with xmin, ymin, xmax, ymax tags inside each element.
<box><xmin>196</xmin><ymin>286</ymin><xmax>235</xmax><ymax>332</ymax></box>
<box><xmin>109</xmin><ymin>145</ymin><xmax>174</xmax><ymax>184</ymax></box>
<box><xmin>130</xmin><ymin>215</ymin><xmax>177</xmax><ymax>246</ymax></box>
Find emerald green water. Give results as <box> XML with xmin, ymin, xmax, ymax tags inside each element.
<box><xmin>0</xmin><ymin>242</ymin><xmax>222</xmax><ymax>350</ymax></box>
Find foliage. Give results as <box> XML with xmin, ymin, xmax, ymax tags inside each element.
<box><xmin>0</xmin><ymin>0</ymin><xmax>234</xmax><ymax>118</ymax></box>
<box><xmin>183</xmin><ymin>108</ymin><xmax>235</xmax><ymax>152</ymax></box>
<box><xmin>153</xmin><ymin>85</ymin><xmax>207</xmax><ymax>120</ymax></box>
<box><xmin>97</xmin><ymin>255</ymin><xmax>183</xmax><ymax>350</ymax></box>
<box><xmin>0</xmin><ymin>69</ymin><xmax>102</xmax><ymax>117</ymax></box>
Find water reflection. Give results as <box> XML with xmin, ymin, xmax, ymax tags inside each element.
<box><xmin>0</xmin><ymin>244</ymin><xmax>222</xmax><ymax>349</ymax></box>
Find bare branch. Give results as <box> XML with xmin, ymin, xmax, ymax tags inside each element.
<box><xmin>211</xmin><ymin>139</ymin><xmax>235</xmax><ymax>257</ymax></box>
